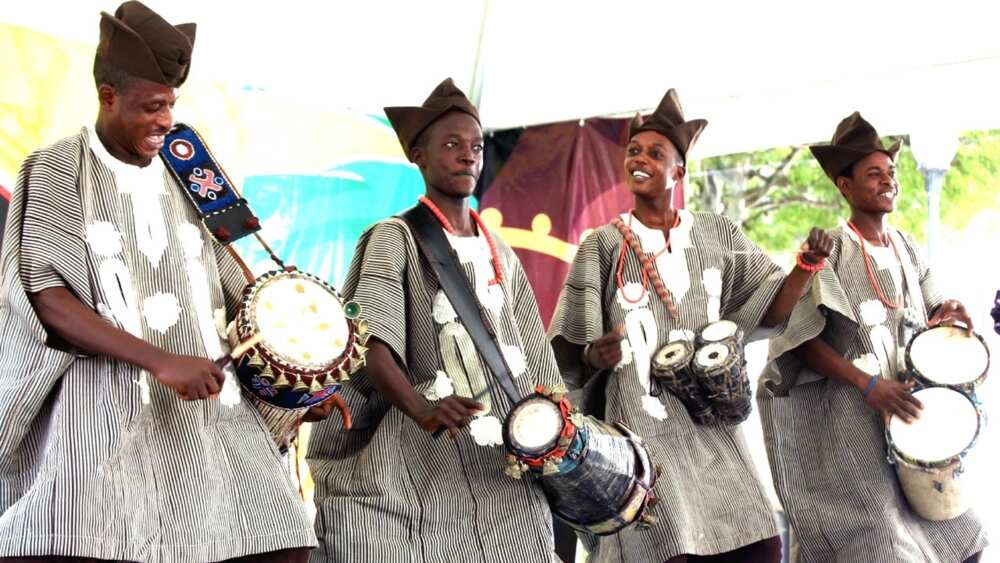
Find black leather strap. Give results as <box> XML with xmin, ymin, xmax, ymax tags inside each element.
<box><xmin>400</xmin><ymin>204</ymin><xmax>522</xmax><ymax>406</ymax></box>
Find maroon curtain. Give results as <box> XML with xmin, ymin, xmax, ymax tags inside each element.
<box><xmin>481</xmin><ymin>117</ymin><xmax>683</xmax><ymax>327</ymax></box>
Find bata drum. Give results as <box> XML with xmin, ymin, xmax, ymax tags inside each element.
<box><xmin>905</xmin><ymin>325</ymin><xmax>990</xmax><ymax>395</ymax></box>
<box><xmin>886</xmin><ymin>386</ymin><xmax>982</xmax><ymax>521</ymax></box>
<box><xmin>652</xmin><ymin>339</ymin><xmax>714</xmax><ymax>425</ymax></box>
<box><xmin>696</xmin><ymin>319</ymin><xmax>743</xmax><ymax>349</ymax></box>
<box><xmin>502</xmin><ymin>387</ymin><xmax>658</xmax><ymax>536</ymax></box>
<box><xmin>691</xmin><ymin>340</ymin><xmax>751</xmax><ymax>425</ymax></box>
<box><xmin>230</xmin><ymin>269</ymin><xmax>369</xmax><ymax>450</ymax></box>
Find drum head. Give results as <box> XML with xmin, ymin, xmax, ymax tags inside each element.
<box><xmin>653</xmin><ymin>340</ymin><xmax>692</xmax><ymax>371</ymax></box>
<box><xmin>251</xmin><ymin>273</ymin><xmax>350</xmax><ymax>368</ymax></box>
<box><xmin>889</xmin><ymin>387</ymin><xmax>979</xmax><ymax>463</ymax></box>
<box><xmin>694</xmin><ymin>342</ymin><xmax>732</xmax><ymax>370</ymax></box>
<box><xmin>700</xmin><ymin>320</ymin><xmax>740</xmax><ymax>343</ymax></box>
<box><xmin>507</xmin><ymin>397</ymin><xmax>565</xmax><ymax>457</ymax></box>
<box><xmin>909</xmin><ymin>326</ymin><xmax>989</xmax><ymax>386</ymax></box>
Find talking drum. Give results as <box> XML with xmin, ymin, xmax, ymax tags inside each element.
<box><xmin>230</xmin><ymin>269</ymin><xmax>369</xmax><ymax>450</ymax></box>
<box><xmin>905</xmin><ymin>325</ymin><xmax>990</xmax><ymax>395</ymax></box>
<box><xmin>886</xmin><ymin>386</ymin><xmax>982</xmax><ymax>521</ymax></box>
<box><xmin>502</xmin><ymin>386</ymin><xmax>658</xmax><ymax>536</ymax></box>
<box><xmin>652</xmin><ymin>339</ymin><xmax>714</xmax><ymax>425</ymax></box>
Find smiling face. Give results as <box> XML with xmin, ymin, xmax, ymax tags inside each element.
<box><xmin>624</xmin><ymin>130</ymin><xmax>685</xmax><ymax>199</ymax></box>
<box><xmin>97</xmin><ymin>76</ymin><xmax>177</xmax><ymax>167</ymax></box>
<box><xmin>411</xmin><ymin>111</ymin><xmax>484</xmax><ymax>199</ymax></box>
<box><xmin>836</xmin><ymin>151</ymin><xmax>899</xmax><ymax>214</ymax></box>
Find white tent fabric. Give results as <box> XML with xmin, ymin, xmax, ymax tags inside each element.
<box><xmin>5</xmin><ymin>0</ymin><xmax>1000</xmax><ymax>157</ymax></box>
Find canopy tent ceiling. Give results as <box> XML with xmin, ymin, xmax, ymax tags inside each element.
<box><xmin>5</xmin><ymin>0</ymin><xmax>1000</xmax><ymax>158</ymax></box>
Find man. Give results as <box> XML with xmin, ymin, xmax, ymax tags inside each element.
<box><xmin>306</xmin><ymin>78</ymin><xmax>562</xmax><ymax>563</ymax></box>
<box><xmin>548</xmin><ymin>88</ymin><xmax>831</xmax><ymax>562</ymax></box>
<box><xmin>0</xmin><ymin>3</ymin><xmax>315</xmax><ymax>561</ymax></box>
<box><xmin>758</xmin><ymin>112</ymin><xmax>988</xmax><ymax>562</ymax></box>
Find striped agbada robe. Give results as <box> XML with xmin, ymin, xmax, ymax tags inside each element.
<box><xmin>306</xmin><ymin>217</ymin><xmax>562</xmax><ymax>563</ymax></box>
<box><xmin>0</xmin><ymin>129</ymin><xmax>315</xmax><ymax>562</ymax></box>
<box><xmin>758</xmin><ymin>225</ymin><xmax>988</xmax><ymax>562</ymax></box>
<box><xmin>548</xmin><ymin>210</ymin><xmax>785</xmax><ymax>562</ymax></box>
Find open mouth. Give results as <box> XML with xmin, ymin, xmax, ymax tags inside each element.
<box><xmin>630</xmin><ymin>170</ymin><xmax>652</xmax><ymax>180</ymax></box>
<box><xmin>143</xmin><ymin>134</ymin><xmax>165</xmax><ymax>152</ymax></box>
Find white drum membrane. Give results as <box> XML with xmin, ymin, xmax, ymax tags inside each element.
<box><xmin>252</xmin><ymin>276</ymin><xmax>350</xmax><ymax>367</ymax></box>
<box><xmin>700</xmin><ymin>320</ymin><xmax>739</xmax><ymax>343</ymax></box>
<box><xmin>909</xmin><ymin>326</ymin><xmax>989</xmax><ymax>386</ymax></box>
<box><xmin>510</xmin><ymin>400</ymin><xmax>563</xmax><ymax>452</ymax></box>
<box><xmin>889</xmin><ymin>387</ymin><xmax>979</xmax><ymax>462</ymax></box>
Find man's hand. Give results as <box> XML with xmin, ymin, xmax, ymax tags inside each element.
<box><xmin>150</xmin><ymin>353</ymin><xmax>225</xmax><ymax>400</ymax></box>
<box><xmin>799</xmin><ymin>227</ymin><xmax>834</xmax><ymax>265</ymax></box>
<box><xmin>586</xmin><ymin>325</ymin><xmax>625</xmax><ymax>370</ymax></box>
<box><xmin>863</xmin><ymin>378</ymin><xmax>922</xmax><ymax>423</ymax></box>
<box><xmin>415</xmin><ymin>395</ymin><xmax>484</xmax><ymax>438</ymax></box>
<box><xmin>929</xmin><ymin>299</ymin><xmax>974</xmax><ymax>333</ymax></box>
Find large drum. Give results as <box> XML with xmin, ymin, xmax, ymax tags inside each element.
<box><xmin>230</xmin><ymin>269</ymin><xmax>368</xmax><ymax>450</ymax></box>
<box><xmin>887</xmin><ymin>386</ymin><xmax>982</xmax><ymax>521</ymax></box>
<box><xmin>502</xmin><ymin>387</ymin><xmax>658</xmax><ymax>536</ymax></box>
<box><xmin>905</xmin><ymin>325</ymin><xmax>990</xmax><ymax>395</ymax></box>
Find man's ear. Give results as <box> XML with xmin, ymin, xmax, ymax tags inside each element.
<box><xmin>410</xmin><ymin>145</ymin><xmax>426</xmax><ymax>168</ymax></box>
<box><xmin>97</xmin><ymin>84</ymin><xmax>117</xmax><ymax>110</ymax></box>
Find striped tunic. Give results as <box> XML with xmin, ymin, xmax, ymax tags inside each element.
<box><xmin>757</xmin><ymin>226</ymin><xmax>988</xmax><ymax>562</ymax></box>
<box><xmin>0</xmin><ymin>129</ymin><xmax>315</xmax><ymax>562</ymax></box>
<box><xmin>548</xmin><ymin>210</ymin><xmax>785</xmax><ymax>562</ymax></box>
<box><xmin>306</xmin><ymin>217</ymin><xmax>562</xmax><ymax>563</ymax></box>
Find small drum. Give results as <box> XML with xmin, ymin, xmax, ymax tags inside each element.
<box><xmin>696</xmin><ymin>319</ymin><xmax>744</xmax><ymax>348</ymax></box>
<box><xmin>502</xmin><ymin>386</ymin><xmax>658</xmax><ymax>536</ymax></box>
<box><xmin>887</xmin><ymin>386</ymin><xmax>982</xmax><ymax>521</ymax></box>
<box><xmin>905</xmin><ymin>325</ymin><xmax>990</xmax><ymax>395</ymax></box>
<box><xmin>651</xmin><ymin>340</ymin><xmax>714</xmax><ymax>425</ymax></box>
<box><xmin>230</xmin><ymin>269</ymin><xmax>368</xmax><ymax>450</ymax></box>
<box><xmin>691</xmin><ymin>340</ymin><xmax>751</xmax><ymax>425</ymax></box>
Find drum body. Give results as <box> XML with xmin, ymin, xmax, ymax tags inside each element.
<box><xmin>230</xmin><ymin>269</ymin><xmax>367</xmax><ymax>449</ymax></box>
<box><xmin>905</xmin><ymin>325</ymin><xmax>990</xmax><ymax>395</ymax></box>
<box><xmin>502</xmin><ymin>388</ymin><xmax>658</xmax><ymax>536</ymax></box>
<box><xmin>691</xmin><ymin>338</ymin><xmax>751</xmax><ymax>425</ymax></box>
<box><xmin>651</xmin><ymin>339</ymin><xmax>714</xmax><ymax>424</ymax></box>
<box><xmin>887</xmin><ymin>387</ymin><xmax>982</xmax><ymax>521</ymax></box>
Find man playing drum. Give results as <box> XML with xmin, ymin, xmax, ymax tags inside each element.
<box><xmin>758</xmin><ymin>112</ymin><xmax>987</xmax><ymax>562</ymax></box>
<box><xmin>548</xmin><ymin>88</ymin><xmax>832</xmax><ymax>563</ymax></box>
<box><xmin>0</xmin><ymin>2</ymin><xmax>316</xmax><ymax>561</ymax></box>
<box><xmin>306</xmin><ymin>79</ymin><xmax>565</xmax><ymax>562</ymax></box>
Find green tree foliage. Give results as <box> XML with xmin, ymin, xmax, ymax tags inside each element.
<box><xmin>686</xmin><ymin>130</ymin><xmax>1000</xmax><ymax>252</ymax></box>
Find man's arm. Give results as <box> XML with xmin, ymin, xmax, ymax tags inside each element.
<box><xmin>363</xmin><ymin>339</ymin><xmax>482</xmax><ymax>438</ymax></box>
<box><xmin>30</xmin><ymin>287</ymin><xmax>224</xmax><ymax>400</ymax></box>
<box><xmin>793</xmin><ymin>336</ymin><xmax>921</xmax><ymax>422</ymax></box>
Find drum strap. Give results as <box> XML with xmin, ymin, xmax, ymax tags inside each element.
<box><xmin>160</xmin><ymin>123</ymin><xmax>262</xmax><ymax>245</ymax></box>
<box><xmin>400</xmin><ymin>204</ymin><xmax>522</xmax><ymax>405</ymax></box>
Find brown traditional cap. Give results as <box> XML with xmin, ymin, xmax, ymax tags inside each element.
<box><xmin>628</xmin><ymin>88</ymin><xmax>708</xmax><ymax>161</ymax></box>
<box><xmin>95</xmin><ymin>1</ymin><xmax>196</xmax><ymax>87</ymax></box>
<box><xmin>810</xmin><ymin>111</ymin><xmax>902</xmax><ymax>181</ymax></box>
<box><xmin>384</xmin><ymin>78</ymin><xmax>481</xmax><ymax>161</ymax></box>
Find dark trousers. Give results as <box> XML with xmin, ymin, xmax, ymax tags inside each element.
<box><xmin>666</xmin><ymin>535</ymin><xmax>783</xmax><ymax>563</ymax></box>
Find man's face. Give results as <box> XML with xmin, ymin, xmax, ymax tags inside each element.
<box><xmin>99</xmin><ymin>78</ymin><xmax>177</xmax><ymax>166</ymax></box>
<box><xmin>412</xmin><ymin>111</ymin><xmax>484</xmax><ymax>199</ymax></box>
<box><xmin>837</xmin><ymin>151</ymin><xmax>899</xmax><ymax>214</ymax></box>
<box><xmin>624</xmin><ymin>130</ymin><xmax>684</xmax><ymax>198</ymax></box>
